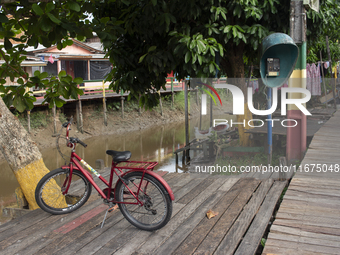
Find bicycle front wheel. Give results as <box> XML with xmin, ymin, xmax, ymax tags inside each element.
<box><xmin>116</xmin><ymin>172</ymin><xmax>172</xmax><ymax>231</ymax></box>
<box><xmin>35</xmin><ymin>168</ymin><xmax>92</xmax><ymax>215</ymax></box>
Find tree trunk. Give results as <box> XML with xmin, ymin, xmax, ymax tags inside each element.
<box><xmin>0</xmin><ymin>98</ymin><xmax>65</xmax><ymax>210</ymax></box>
<box><xmin>222</xmin><ymin>43</ymin><xmax>253</xmax><ymax>146</ymax></box>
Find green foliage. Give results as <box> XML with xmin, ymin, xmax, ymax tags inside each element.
<box><xmin>306</xmin><ymin>0</ymin><xmax>340</xmax><ymax>63</ymax></box>
<box><xmin>0</xmin><ymin>0</ymin><xmax>91</xmax><ymax>112</ymax></box>
<box><xmin>173</xmin><ymin>91</ymin><xmax>187</xmax><ymax>111</ymax></box>
<box><xmin>15</xmin><ymin>111</ymin><xmax>51</xmax><ymax>130</ymax></box>
<box><xmin>58</xmin><ymin>112</ymin><xmax>68</xmax><ymax>124</ymax></box>
<box><xmin>1</xmin><ymin>0</ymin><xmax>339</xmax><ymax>112</ymax></box>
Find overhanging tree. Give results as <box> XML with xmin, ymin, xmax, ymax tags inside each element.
<box><xmin>92</xmin><ymin>0</ymin><xmax>292</xmax><ymax>145</ymax></box>
<box><xmin>0</xmin><ymin>0</ymin><xmax>94</xmax><ymax>209</ymax></box>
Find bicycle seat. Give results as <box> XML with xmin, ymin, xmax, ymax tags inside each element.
<box><xmin>106</xmin><ymin>150</ymin><xmax>132</xmax><ymax>163</ymax></box>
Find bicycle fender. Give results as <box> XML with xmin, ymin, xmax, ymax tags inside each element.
<box><xmin>116</xmin><ymin>170</ymin><xmax>175</xmax><ymax>201</ymax></box>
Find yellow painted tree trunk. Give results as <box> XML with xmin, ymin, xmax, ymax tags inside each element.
<box><xmin>0</xmin><ymin>98</ymin><xmax>65</xmax><ymax>210</ymax></box>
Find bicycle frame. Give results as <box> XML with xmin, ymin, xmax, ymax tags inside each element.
<box><xmin>62</xmin><ymin>151</ymin><xmax>148</xmax><ymax>205</ymax></box>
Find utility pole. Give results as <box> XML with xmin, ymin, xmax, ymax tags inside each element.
<box><xmin>287</xmin><ymin>0</ymin><xmax>307</xmax><ymax>163</ymax></box>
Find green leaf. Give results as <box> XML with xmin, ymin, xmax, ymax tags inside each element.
<box><xmin>68</xmin><ymin>1</ymin><xmax>81</xmax><ymax>12</ymax></box>
<box><xmin>47</xmin><ymin>13</ymin><xmax>61</xmax><ymax>24</ymax></box>
<box><xmin>58</xmin><ymin>70</ymin><xmax>67</xmax><ymax>79</ymax></box>
<box><xmin>46</xmin><ymin>2</ymin><xmax>55</xmax><ymax>12</ymax></box>
<box><xmin>223</xmin><ymin>25</ymin><xmax>232</xmax><ymax>33</ymax></box>
<box><xmin>32</xmin><ymin>4</ymin><xmax>44</xmax><ymax>16</ymax></box>
<box><xmin>0</xmin><ymin>13</ymin><xmax>9</xmax><ymax>23</ymax></box>
<box><xmin>197</xmin><ymin>40</ymin><xmax>207</xmax><ymax>53</ymax></box>
<box><xmin>209</xmin><ymin>63</ymin><xmax>215</xmax><ymax>73</ymax></box>
<box><xmin>139</xmin><ymin>53</ymin><xmax>147</xmax><ymax>63</ymax></box>
<box><xmin>66</xmin><ymin>39</ymin><xmax>73</xmax><ymax>46</ymax></box>
<box><xmin>197</xmin><ymin>55</ymin><xmax>203</xmax><ymax>65</ymax></box>
<box><xmin>151</xmin><ymin>0</ymin><xmax>157</xmax><ymax>6</ymax></box>
<box><xmin>54</xmin><ymin>97</ymin><xmax>65</xmax><ymax>108</ymax></box>
<box><xmin>232</xmin><ymin>27</ymin><xmax>238</xmax><ymax>38</ymax></box>
<box><xmin>218</xmin><ymin>44</ymin><xmax>224</xmax><ymax>57</ymax></box>
<box><xmin>4</xmin><ymin>38</ymin><xmax>12</xmax><ymax>50</ymax></box>
<box><xmin>74</xmin><ymin>77</ymin><xmax>83</xmax><ymax>84</ymax></box>
<box><xmin>13</xmin><ymin>95</ymin><xmax>26</xmax><ymax>112</ymax></box>
<box><xmin>148</xmin><ymin>46</ymin><xmax>157</xmax><ymax>52</ymax></box>
<box><xmin>185</xmin><ymin>51</ymin><xmax>191</xmax><ymax>63</ymax></box>
<box><xmin>40</xmin><ymin>19</ymin><xmax>52</xmax><ymax>32</ymax></box>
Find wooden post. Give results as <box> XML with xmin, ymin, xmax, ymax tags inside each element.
<box><xmin>102</xmin><ymin>81</ymin><xmax>107</xmax><ymax>126</ymax></box>
<box><xmin>159</xmin><ymin>90</ymin><xmax>163</xmax><ymax>116</ymax></box>
<box><xmin>184</xmin><ymin>80</ymin><xmax>189</xmax><ymax>163</ymax></box>
<box><xmin>139</xmin><ymin>94</ymin><xmax>142</xmax><ymax>115</ymax></box>
<box><xmin>326</xmin><ymin>36</ymin><xmax>337</xmax><ymax>109</ymax></box>
<box><xmin>52</xmin><ymin>103</ymin><xmax>57</xmax><ymax>135</ymax></box>
<box><xmin>76</xmin><ymin>102</ymin><xmax>80</xmax><ymax>130</ymax></box>
<box><xmin>78</xmin><ymin>99</ymin><xmax>83</xmax><ymax>133</ymax></box>
<box><xmin>27</xmin><ymin>110</ymin><xmax>31</xmax><ymax>134</ymax></box>
<box><xmin>320</xmin><ymin>51</ymin><xmax>329</xmax><ymax>109</ymax></box>
<box><xmin>171</xmin><ymin>78</ymin><xmax>174</xmax><ymax>107</ymax></box>
<box><xmin>25</xmin><ymin>87</ymin><xmax>31</xmax><ymax>133</ymax></box>
<box><xmin>121</xmin><ymin>90</ymin><xmax>124</xmax><ymax>119</ymax></box>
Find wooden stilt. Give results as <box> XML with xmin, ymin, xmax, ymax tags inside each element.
<box><xmin>52</xmin><ymin>103</ymin><xmax>57</xmax><ymax>135</ymax></box>
<box><xmin>102</xmin><ymin>81</ymin><xmax>107</xmax><ymax>126</ymax></box>
<box><xmin>171</xmin><ymin>78</ymin><xmax>174</xmax><ymax>107</ymax></box>
<box><xmin>184</xmin><ymin>80</ymin><xmax>189</xmax><ymax>163</ymax></box>
<box><xmin>159</xmin><ymin>91</ymin><xmax>163</xmax><ymax>116</ymax></box>
<box><xmin>27</xmin><ymin>110</ymin><xmax>31</xmax><ymax>134</ymax></box>
<box><xmin>121</xmin><ymin>96</ymin><xmax>125</xmax><ymax>119</ymax></box>
<box><xmin>78</xmin><ymin>100</ymin><xmax>83</xmax><ymax>133</ymax></box>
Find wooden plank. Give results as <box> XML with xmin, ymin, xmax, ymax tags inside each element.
<box><xmin>265</xmin><ymin>237</ymin><xmax>340</xmax><ymax>254</ymax></box>
<box><xmin>111</xmin><ymin>203</ymin><xmax>185</xmax><ymax>255</ymax></box>
<box><xmin>280</xmin><ymin>197</ymin><xmax>340</xmax><ymax>212</ymax></box>
<box><xmin>93</xmin><ymin>202</ymin><xmax>185</xmax><ymax>255</ymax></box>
<box><xmin>270</xmin><ymin>224</ymin><xmax>340</xmax><ymax>242</ymax></box>
<box><xmin>154</xmin><ymin>178</ymin><xmax>241</xmax><ymax>255</ymax></box>
<box><xmin>263</xmin><ymin>245</ymin><xmax>334</xmax><ymax>255</ymax></box>
<box><xmin>266</xmin><ymin>232</ymin><xmax>340</xmax><ymax>249</ymax></box>
<box><xmin>275</xmin><ymin>212</ymin><xmax>340</xmax><ymax>228</ymax></box>
<box><xmin>0</xmin><ymin>208</ymin><xmax>51</xmax><ymax>239</ymax></box>
<box><xmin>273</xmin><ymin>220</ymin><xmax>340</xmax><ymax>236</ymax></box>
<box><xmin>215</xmin><ymin>180</ymin><xmax>277</xmax><ymax>255</ymax></box>
<box><xmin>176</xmin><ymin>178</ymin><xmax>215</xmax><ymax>204</ymax></box>
<box><xmin>288</xmin><ymin>185</ymin><xmax>340</xmax><ymax>197</ymax></box>
<box><xmin>0</xmin><ymin>198</ymin><xmax>103</xmax><ymax>255</ymax></box>
<box><xmin>133</xmin><ymin>178</ymin><xmax>228</xmax><ymax>255</ymax></box>
<box><xmin>234</xmin><ymin>181</ymin><xmax>286</xmax><ymax>255</ymax></box>
<box><xmin>192</xmin><ymin>179</ymin><xmax>261</xmax><ymax>255</ymax></box>
<box><xmin>170</xmin><ymin>178</ymin><xmax>252</xmax><ymax>255</ymax></box>
<box><xmin>29</xmin><ymin>206</ymin><xmax>122</xmax><ymax>255</ymax></box>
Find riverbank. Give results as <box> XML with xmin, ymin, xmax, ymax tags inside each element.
<box><xmin>1</xmin><ymin>95</ymin><xmax>191</xmax><ymax>162</ymax></box>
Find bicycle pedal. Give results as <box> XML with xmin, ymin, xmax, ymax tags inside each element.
<box><xmin>108</xmin><ymin>204</ymin><xmax>119</xmax><ymax>212</ymax></box>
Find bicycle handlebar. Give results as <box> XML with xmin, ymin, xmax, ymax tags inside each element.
<box><xmin>69</xmin><ymin>137</ymin><xmax>88</xmax><ymax>148</ymax></box>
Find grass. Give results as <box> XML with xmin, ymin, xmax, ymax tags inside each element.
<box><xmin>14</xmin><ymin>110</ymin><xmax>52</xmax><ymax>130</ymax></box>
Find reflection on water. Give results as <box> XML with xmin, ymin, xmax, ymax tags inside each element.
<box><xmin>0</xmin><ymin>121</ymin><xmax>187</xmax><ymax>212</ymax></box>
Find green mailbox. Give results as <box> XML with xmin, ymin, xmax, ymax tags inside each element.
<box><xmin>260</xmin><ymin>33</ymin><xmax>299</xmax><ymax>88</ymax></box>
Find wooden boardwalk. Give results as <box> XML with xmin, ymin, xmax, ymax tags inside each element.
<box><xmin>263</xmin><ymin>110</ymin><xmax>340</xmax><ymax>255</ymax></box>
<box><xmin>0</xmin><ymin>170</ymin><xmax>287</xmax><ymax>255</ymax></box>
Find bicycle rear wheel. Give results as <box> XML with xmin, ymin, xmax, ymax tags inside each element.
<box><xmin>35</xmin><ymin>168</ymin><xmax>92</xmax><ymax>215</ymax></box>
<box><xmin>116</xmin><ymin>171</ymin><xmax>172</xmax><ymax>231</ymax></box>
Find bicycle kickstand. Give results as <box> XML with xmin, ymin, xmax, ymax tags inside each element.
<box><xmin>101</xmin><ymin>204</ymin><xmax>117</xmax><ymax>228</ymax></box>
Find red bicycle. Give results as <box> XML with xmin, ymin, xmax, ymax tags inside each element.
<box><xmin>35</xmin><ymin>118</ymin><xmax>174</xmax><ymax>231</ymax></box>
